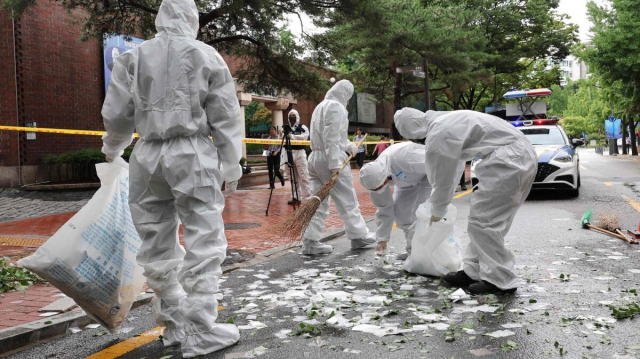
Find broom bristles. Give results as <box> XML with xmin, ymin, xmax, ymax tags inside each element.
<box><xmin>271</xmin><ymin>177</ymin><xmax>337</xmax><ymax>242</ymax></box>
<box><xmin>596</xmin><ymin>213</ymin><xmax>620</xmax><ymax>232</ymax></box>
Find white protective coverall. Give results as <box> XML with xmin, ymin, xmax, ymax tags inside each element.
<box><xmin>301</xmin><ymin>80</ymin><xmax>375</xmax><ymax>254</ymax></box>
<box><xmin>288</xmin><ymin>109</ymin><xmax>312</xmax><ymax>201</ymax></box>
<box><xmin>101</xmin><ymin>0</ymin><xmax>241</xmax><ymax>356</ymax></box>
<box><xmin>394</xmin><ymin>108</ymin><xmax>537</xmax><ymax>290</ymax></box>
<box><xmin>359</xmin><ymin>142</ymin><xmax>432</xmax><ymax>258</ymax></box>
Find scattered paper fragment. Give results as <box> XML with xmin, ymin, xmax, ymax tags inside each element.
<box><xmin>485</xmin><ymin>330</ymin><xmax>515</xmax><ymax>338</ymax></box>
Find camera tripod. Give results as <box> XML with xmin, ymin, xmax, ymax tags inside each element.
<box><xmin>266</xmin><ymin>127</ymin><xmax>300</xmax><ymax>215</ymax></box>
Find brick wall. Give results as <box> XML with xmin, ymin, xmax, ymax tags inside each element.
<box><xmin>0</xmin><ymin>3</ymin><xmax>393</xmax><ymax>187</ymax></box>
<box><xmin>0</xmin><ymin>11</ymin><xmax>18</xmax><ymax>167</ymax></box>
<box><xmin>12</xmin><ymin>1</ymin><xmax>104</xmax><ymax>165</ymax></box>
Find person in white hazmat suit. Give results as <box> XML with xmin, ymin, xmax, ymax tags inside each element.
<box><xmin>359</xmin><ymin>142</ymin><xmax>432</xmax><ymax>259</ymax></box>
<box><xmin>394</xmin><ymin>108</ymin><xmax>537</xmax><ymax>295</ymax></box>
<box><xmin>101</xmin><ymin>0</ymin><xmax>241</xmax><ymax>356</ymax></box>
<box><xmin>301</xmin><ymin>80</ymin><xmax>376</xmax><ymax>255</ymax></box>
<box><xmin>287</xmin><ymin>109</ymin><xmax>312</xmax><ymax>204</ymax></box>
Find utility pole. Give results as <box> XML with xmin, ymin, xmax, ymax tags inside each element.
<box><xmin>423</xmin><ymin>56</ymin><xmax>431</xmax><ymax>111</ymax></box>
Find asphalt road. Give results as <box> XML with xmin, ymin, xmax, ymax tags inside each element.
<box><xmin>9</xmin><ymin>149</ymin><xmax>640</xmax><ymax>359</ymax></box>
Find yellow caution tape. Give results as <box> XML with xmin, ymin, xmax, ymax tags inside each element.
<box><xmin>0</xmin><ymin>126</ymin><xmax>402</xmax><ymax>145</ymax></box>
<box><xmin>242</xmin><ymin>138</ymin><xmax>310</xmax><ymax>146</ymax></box>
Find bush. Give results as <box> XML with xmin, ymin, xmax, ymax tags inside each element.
<box><xmin>0</xmin><ymin>257</ymin><xmax>42</xmax><ymax>293</ymax></box>
<box><xmin>42</xmin><ymin>147</ymin><xmax>134</xmax><ymax>183</ymax></box>
<box><xmin>246</xmin><ymin>143</ymin><xmax>265</xmax><ymax>155</ymax></box>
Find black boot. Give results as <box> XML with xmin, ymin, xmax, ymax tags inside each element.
<box><xmin>443</xmin><ymin>270</ymin><xmax>476</xmax><ymax>287</ymax></box>
<box><xmin>288</xmin><ymin>198</ymin><xmax>301</xmax><ymax>205</ymax></box>
<box><xmin>467</xmin><ymin>280</ymin><xmax>517</xmax><ymax>295</ymax></box>
<box><xmin>269</xmin><ymin>182</ymin><xmax>275</xmax><ymax>189</ymax></box>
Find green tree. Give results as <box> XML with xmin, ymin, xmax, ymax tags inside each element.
<box><xmin>250</xmin><ymin>103</ymin><xmax>272</xmax><ymax>125</ymax></box>
<box><xmin>437</xmin><ymin>0</ymin><xmax>578</xmax><ymax>111</ymax></box>
<box><xmin>548</xmin><ymin>84</ymin><xmax>572</xmax><ymax>117</ymax></box>
<box><xmin>578</xmin><ymin>0</ymin><xmax>639</xmax><ymax>155</ymax></box>
<box><xmin>1</xmin><ymin>0</ymin><xmax>349</xmax><ymax>98</ymax></box>
<box><xmin>317</xmin><ymin>0</ymin><xmax>485</xmax><ymax>110</ymax></box>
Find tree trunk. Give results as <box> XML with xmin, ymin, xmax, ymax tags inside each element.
<box><xmin>622</xmin><ymin>117</ymin><xmax>628</xmax><ymax>155</ymax></box>
<box><xmin>391</xmin><ymin>69</ymin><xmax>403</xmax><ymax>140</ymax></box>
<box><xmin>630</xmin><ymin>117</ymin><xmax>638</xmax><ymax>156</ymax></box>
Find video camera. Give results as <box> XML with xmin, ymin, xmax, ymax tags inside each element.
<box><xmin>282</xmin><ymin>124</ymin><xmax>293</xmax><ymax>136</ymax></box>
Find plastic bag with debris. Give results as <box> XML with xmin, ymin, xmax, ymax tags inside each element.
<box><xmin>404</xmin><ymin>203</ymin><xmax>462</xmax><ymax>277</ymax></box>
<box><xmin>18</xmin><ymin>158</ymin><xmax>144</xmax><ymax>332</ymax></box>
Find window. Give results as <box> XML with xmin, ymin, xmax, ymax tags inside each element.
<box><xmin>520</xmin><ymin>128</ymin><xmax>567</xmax><ymax>145</ymax></box>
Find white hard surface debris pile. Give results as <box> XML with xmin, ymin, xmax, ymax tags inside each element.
<box><xmin>215</xmin><ymin>237</ymin><xmax>640</xmax><ymax>359</ymax></box>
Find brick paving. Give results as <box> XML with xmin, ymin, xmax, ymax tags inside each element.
<box><xmin>0</xmin><ymin>169</ymin><xmax>377</xmax><ymax>330</ymax></box>
<box><xmin>0</xmin><ymin>189</ymin><xmax>95</xmax><ymax>223</ymax></box>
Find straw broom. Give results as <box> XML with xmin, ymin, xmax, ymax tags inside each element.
<box><xmin>595</xmin><ymin>212</ymin><xmax>638</xmax><ymax>244</ymax></box>
<box><xmin>272</xmin><ymin>134</ymin><xmax>368</xmax><ymax>243</ymax></box>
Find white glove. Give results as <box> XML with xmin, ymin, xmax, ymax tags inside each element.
<box><xmin>222</xmin><ymin>180</ymin><xmax>238</xmax><ymax>197</ymax></box>
<box><xmin>348</xmin><ymin>143</ymin><xmax>359</xmax><ymax>156</ymax></box>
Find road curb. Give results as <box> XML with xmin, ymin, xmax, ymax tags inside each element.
<box><xmin>0</xmin><ymin>293</ymin><xmax>153</xmax><ymax>357</ymax></box>
<box><xmin>0</xmin><ymin>222</ymin><xmax>363</xmax><ymax>357</ymax></box>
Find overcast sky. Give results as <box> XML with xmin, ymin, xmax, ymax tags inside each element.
<box><xmin>286</xmin><ymin>1</ymin><xmax>609</xmax><ymax>43</ymax></box>
<box><xmin>558</xmin><ymin>0</ymin><xmax>608</xmax><ymax>42</ymax></box>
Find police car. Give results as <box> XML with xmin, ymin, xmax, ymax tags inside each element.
<box><xmin>471</xmin><ymin>119</ymin><xmax>584</xmax><ymax>197</ymax></box>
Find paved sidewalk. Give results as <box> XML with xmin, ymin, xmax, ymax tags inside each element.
<box><xmin>0</xmin><ymin>169</ymin><xmax>377</xmax><ymax>331</ymax></box>
<box><xmin>0</xmin><ymin>166</ymin><xmax>470</xmax><ymax>337</ymax></box>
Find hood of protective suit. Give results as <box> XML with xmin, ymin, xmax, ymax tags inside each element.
<box><xmin>155</xmin><ymin>0</ymin><xmax>200</xmax><ymax>39</ymax></box>
<box><xmin>394</xmin><ymin>109</ymin><xmax>452</xmax><ymax>140</ymax></box>
<box><xmin>288</xmin><ymin>109</ymin><xmax>301</xmax><ymax>126</ymax></box>
<box><xmin>360</xmin><ymin>158</ymin><xmax>389</xmax><ymax>191</ymax></box>
<box><xmin>394</xmin><ymin>108</ymin><xmax>427</xmax><ymax>139</ymax></box>
<box><xmin>325</xmin><ymin>80</ymin><xmax>354</xmax><ymax>107</ymax></box>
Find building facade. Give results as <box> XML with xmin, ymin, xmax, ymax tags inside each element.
<box><xmin>548</xmin><ymin>54</ymin><xmax>591</xmax><ymax>86</ymax></box>
<box><xmin>0</xmin><ymin>1</ymin><xmax>392</xmax><ymax>187</ymax></box>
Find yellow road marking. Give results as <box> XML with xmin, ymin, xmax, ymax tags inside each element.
<box><xmin>85</xmin><ymin>306</ymin><xmax>225</xmax><ymax>359</ymax></box>
<box><xmin>604</xmin><ymin>182</ymin><xmax>613</xmax><ymax>187</ymax></box>
<box><xmin>392</xmin><ymin>223</ymin><xmax>397</xmax><ymax>230</ymax></box>
<box><xmin>454</xmin><ymin>189</ymin><xmax>472</xmax><ymax>199</ymax></box>
<box><xmin>623</xmin><ymin>195</ymin><xmax>640</xmax><ymax>212</ymax></box>
<box><xmin>0</xmin><ymin>237</ymin><xmax>47</xmax><ymax>247</ymax></box>
<box><xmin>84</xmin><ymin>327</ymin><xmax>164</xmax><ymax>359</ymax></box>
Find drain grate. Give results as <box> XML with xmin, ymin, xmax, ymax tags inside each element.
<box><xmin>225</xmin><ymin>223</ymin><xmax>261</xmax><ymax>230</ymax></box>
<box><xmin>0</xmin><ymin>237</ymin><xmax>47</xmax><ymax>247</ymax></box>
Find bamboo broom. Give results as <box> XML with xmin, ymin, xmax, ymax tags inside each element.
<box><xmin>272</xmin><ymin>134</ymin><xmax>368</xmax><ymax>243</ymax></box>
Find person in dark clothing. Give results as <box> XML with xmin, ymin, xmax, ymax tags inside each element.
<box><xmin>354</xmin><ymin>128</ymin><xmax>366</xmax><ymax>168</ymax></box>
<box><xmin>266</xmin><ymin>126</ymin><xmax>285</xmax><ymax>189</ymax></box>
<box><xmin>459</xmin><ymin>171</ymin><xmax>468</xmax><ymax>191</ymax></box>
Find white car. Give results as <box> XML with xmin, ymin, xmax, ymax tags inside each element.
<box><xmin>471</xmin><ymin>121</ymin><xmax>583</xmax><ymax>197</ymax></box>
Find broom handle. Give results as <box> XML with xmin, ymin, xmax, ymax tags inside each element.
<box><xmin>328</xmin><ymin>134</ymin><xmax>368</xmax><ymax>182</ymax></box>
<box><xmin>615</xmin><ymin>228</ymin><xmax>638</xmax><ymax>244</ymax></box>
<box><xmin>588</xmin><ymin>224</ymin><xmax>629</xmax><ymax>241</ymax></box>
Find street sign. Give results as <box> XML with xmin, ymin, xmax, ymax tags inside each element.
<box><xmin>396</xmin><ymin>66</ymin><xmax>420</xmax><ymax>74</ymax></box>
<box><xmin>412</xmin><ymin>70</ymin><xmax>425</xmax><ymax>78</ymax></box>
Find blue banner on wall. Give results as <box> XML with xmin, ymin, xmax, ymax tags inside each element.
<box><xmin>103</xmin><ymin>35</ymin><xmax>145</xmax><ymax>93</ymax></box>
<box><xmin>605</xmin><ymin>116</ymin><xmax>622</xmax><ymax>140</ymax></box>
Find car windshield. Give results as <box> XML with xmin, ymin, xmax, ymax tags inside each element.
<box><xmin>520</xmin><ymin>128</ymin><xmax>566</xmax><ymax>145</ymax></box>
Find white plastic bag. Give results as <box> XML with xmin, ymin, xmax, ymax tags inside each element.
<box><xmin>404</xmin><ymin>203</ymin><xmax>462</xmax><ymax>277</ymax></box>
<box><xmin>18</xmin><ymin>158</ymin><xmax>145</xmax><ymax>331</ymax></box>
